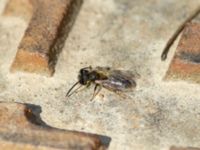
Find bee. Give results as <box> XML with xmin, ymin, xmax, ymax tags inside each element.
<box><xmin>66</xmin><ymin>66</ymin><xmax>137</xmax><ymax>100</ymax></box>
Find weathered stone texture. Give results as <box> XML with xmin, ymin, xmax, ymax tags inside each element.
<box><xmin>165</xmin><ymin>23</ymin><xmax>200</xmax><ymax>83</ymax></box>
<box><xmin>0</xmin><ymin>102</ymin><xmax>104</xmax><ymax>150</ymax></box>
<box><xmin>5</xmin><ymin>0</ymin><xmax>82</xmax><ymax>76</ymax></box>
<box><xmin>3</xmin><ymin>0</ymin><xmax>34</xmax><ymax>21</ymax></box>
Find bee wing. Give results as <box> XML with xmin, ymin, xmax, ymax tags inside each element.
<box><xmin>95</xmin><ymin>67</ymin><xmax>140</xmax><ymax>79</ymax></box>
<box><xmin>95</xmin><ymin>70</ymin><xmax>137</xmax><ymax>92</ymax></box>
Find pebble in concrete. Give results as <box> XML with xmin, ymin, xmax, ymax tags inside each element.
<box><xmin>165</xmin><ymin>23</ymin><xmax>200</xmax><ymax>83</ymax></box>
<box><xmin>5</xmin><ymin>0</ymin><xmax>82</xmax><ymax>76</ymax></box>
<box><xmin>0</xmin><ymin>102</ymin><xmax>105</xmax><ymax>150</ymax></box>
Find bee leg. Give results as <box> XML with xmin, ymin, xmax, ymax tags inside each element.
<box><xmin>90</xmin><ymin>84</ymin><xmax>102</xmax><ymax>101</ymax></box>
<box><xmin>86</xmin><ymin>82</ymin><xmax>91</xmax><ymax>88</ymax></box>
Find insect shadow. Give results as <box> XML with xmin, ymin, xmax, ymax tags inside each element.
<box><xmin>23</xmin><ymin>102</ymin><xmax>112</xmax><ymax>148</ymax></box>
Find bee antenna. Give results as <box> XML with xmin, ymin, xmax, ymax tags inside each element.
<box><xmin>66</xmin><ymin>81</ymin><xmax>80</xmax><ymax>97</ymax></box>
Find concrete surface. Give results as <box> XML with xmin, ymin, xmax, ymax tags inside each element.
<box><xmin>1</xmin><ymin>0</ymin><xmax>200</xmax><ymax>149</ymax></box>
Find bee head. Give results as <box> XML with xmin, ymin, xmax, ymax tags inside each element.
<box><xmin>78</xmin><ymin>67</ymin><xmax>100</xmax><ymax>85</ymax></box>
<box><xmin>78</xmin><ymin>68</ymin><xmax>90</xmax><ymax>85</ymax></box>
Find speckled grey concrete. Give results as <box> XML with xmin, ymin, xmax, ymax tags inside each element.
<box><xmin>1</xmin><ymin>0</ymin><xmax>200</xmax><ymax>149</ymax></box>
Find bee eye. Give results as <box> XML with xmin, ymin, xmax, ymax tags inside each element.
<box><xmin>78</xmin><ymin>70</ymin><xmax>89</xmax><ymax>85</ymax></box>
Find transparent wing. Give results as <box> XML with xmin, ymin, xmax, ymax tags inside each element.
<box><xmin>95</xmin><ymin>70</ymin><xmax>137</xmax><ymax>92</ymax></box>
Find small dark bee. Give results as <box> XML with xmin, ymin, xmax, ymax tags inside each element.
<box><xmin>66</xmin><ymin>66</ymin><xmax>137</xmax><ymax>100</ymax></box>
